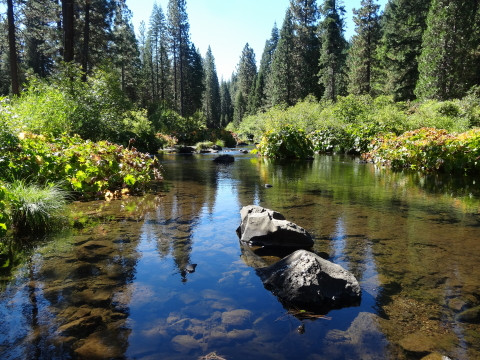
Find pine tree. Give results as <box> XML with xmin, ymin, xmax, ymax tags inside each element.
<box><xmin>202</xmin><ymin>46</ymin><xmax>221</xmax><ymax>128</ymax></box>
<box><xmin>235</xmin><ymin>43</ymin><xmax>257</xmax><ymax>118</ymax></box>
<box><xmin>318</xmin><ymin>0</ymin><xmax>347</xmax><ymax>101</ymax></box>
<box><xmin>111</xmin><ymin>0</ymin><xmax>139</xmax><ymax>100</ymax></box>
<box><xmin>237</xmin><ymin>43</ymin><xmax>257</xmax><ymax>100</ymax></box>
<box><xmin>184</xmin><ymin>44</ymin><xmax>204</xmax><ymax>116</ymax></box>
<box><xmin>138</xmin><ymin>21</ymin><xmax>154</xmax><ymax>106</ymax></box>
<box><xmin>473</xmin><ymin>6</ymin><xmax>480</xmax><ymax>87</ymax></box>
<box><xmin>7</xmin><ymin>0</ymin><xmax>19</xmax><ymax>94</ymax></box>
<box><xmin>220</xmin><ymin>80</ymin><xmax>233</xmax><ymax>127</ymax></box>
<box><xmin>168</xmin><ymin>0</ymin><xmax>191</xmax><ymax>116</ymax></box>
<box><xmin>23</xmin><ymin>0</ymin><xmax>58</xmax><ymax>77</ymax></box>
<box><xmin>290</xmin><ymin>0</ymin><xmax>321</xmax><ymax>99</ymax></box>
<box><xmin>149</xmin><ymin>3</ymin><xmax>171</xmax><ymax>104</ymax></box>
<box><xmin>62</xmin><ymin>0</ymin><xmax>75</xmax><ymax>62</ymax></box>
<box><xmin>416</xmin><ymin>0</ymin><xmax>479</xmax><ymax>100</ymax></box>
<box><xmin>233</xmin><ymin>90</ymin><xmax>246</xmax><ymax>126</ymax></box>
<box><xmin>380</xmin><ymin>0</ymin><xmax>430</xmax><ymax>101</ymax></box>
<box><xmin>266</xmin><ymin>9</ymin><xmax>296</xmax><ymax>106</ymax></box>
<box><xmin>347</xmin><ymin>0</ymin><xmax>381</xmax><ymax>95</ymax></box>
<box><xmin>251</xmin><ymin>23</ymin><xmax>279</xmax><ymax>113</ymax></box>
<box><xmin>73</xmin><ymin>0</ymin><xmax>116</xmax><ymax>72</ymax></box>
<box><xmin>0</xmin><ymin>16</ymin><xmax>10</xmax><ymax>95</ymax></box>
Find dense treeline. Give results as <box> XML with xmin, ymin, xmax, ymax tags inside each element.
<box><xmin>1</xmin><ymin>0</ymin><xmax>479</xmax><ymax>129</ymax></box>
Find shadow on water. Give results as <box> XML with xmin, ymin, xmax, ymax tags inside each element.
<box><xmin>0</xmin><ymin>153</ymin><xmax>480</xmax><ymax>359</ymax></box>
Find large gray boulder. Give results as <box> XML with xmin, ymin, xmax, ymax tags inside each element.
<box><xmin>236</xmin><ymin>205</ymin><xmax>313</xmax><ymax>248</ymax></box>
<box><xmin>257</xmin><ymin>249</ymin><xmax>361</xmax><ymax>310</ymax></box>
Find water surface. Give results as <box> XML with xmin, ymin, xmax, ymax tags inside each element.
<box><xmin>1</xmin><ymin>152</ymin><xmax>480</xmax><ymax>359</ymax></box>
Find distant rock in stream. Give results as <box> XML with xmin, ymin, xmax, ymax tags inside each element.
<box><xmin>213</xmin><ymin>154</ymin><xmax>235</xmax><ymax>164</ymax></box>
<box><xmin>236</xmin><ymin>205</ymin><xmax>313</xmax><ymax>248</ymax></box>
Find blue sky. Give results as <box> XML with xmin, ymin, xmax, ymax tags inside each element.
<box><xmin>125</xmin><ymin>0</ymin><xmax>388</xmax><ymax>80</ymax></box>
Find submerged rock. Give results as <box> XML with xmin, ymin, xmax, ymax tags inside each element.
<box><xmin>455</xmin><ymin>305</ymin><xmax>480</xmax><ymax>323</ymax></box>
<box><xmin>257</xmin><ymin>250</ymin><xmax>361</xmax><ymax>310</ymax></box>
<box><xmin>236</xmin><ymin>205</ymin><xmax>313</xmax><ymax>249</ymax></box>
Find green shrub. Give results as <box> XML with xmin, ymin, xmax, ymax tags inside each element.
<box><xmin>1</xmin><ymin>65</ymin><xmax>159</xmax><ymax>152</ymax></box>
<box><xmin>7</xmin><ymin>180</ymin><xmax>69</xmax><ymax>234</ymax></box>
<box><xmin>407</xmin><ymin>100</ymin><xmax>470</xmax><ymax>133</ymax></box>
<box><xmin>156</xmin><ymin>133</ymin><xmax>178</xmax><ymax>148</ymax></box>
<box><xmin>0</xmin><ymin>183</ymin><xmax>9</xmax><ymax>237</ymax></box>
<box><xmin>195</xmin><ymin>141</ymin><xmax>214</xmax><ymax>152</ymax></box>
<box><xmin>364</xmin><ymin>127</ymin><xmax>480</xmax><ymax>174</ymax></box>
<box><xmin>257</xmin><ymin>125</ymin><xmax>314</xmax><ymax>159</ymax></box>
<box><xmin>0</xmin><ymin>132</ymin><xmax>163</xmax><ymax>199</ymax></box>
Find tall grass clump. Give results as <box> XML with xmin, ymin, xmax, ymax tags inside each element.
<box><xmin>7</xmin><ymin>181</ymin><xmax>70</xmax><ymax>235</ymax></box>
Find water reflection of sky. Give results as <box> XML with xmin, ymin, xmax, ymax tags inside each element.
<box><xmin>123</xmin><ymin>155</ymin><xmax>392</xmax><ymax>359</ymax></box>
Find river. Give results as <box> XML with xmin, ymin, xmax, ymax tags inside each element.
<box><xmin>1</xmin><ymin>151</ymin><xmax>480</xmax><ymax>359</ymax></box>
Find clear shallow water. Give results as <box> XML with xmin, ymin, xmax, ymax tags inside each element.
<box><xmin>1</xmin><ymin>152</ymin><xmax>480</xmax><ymax>359</ymax></box>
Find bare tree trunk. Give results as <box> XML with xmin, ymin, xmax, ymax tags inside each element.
<box><xmin>82</xmin><ymin>0</ymin><xmax>90</xmax><ymax>81</ymax></box>
<box><xmin>62</xmin><ymin>0</ymin><xmax>75</xmax><ymax>62</ymax></box>
<box><xmin>7</xmin><ymin>0</ymin><xmax>19</xmax><ymax>95</ymax></box>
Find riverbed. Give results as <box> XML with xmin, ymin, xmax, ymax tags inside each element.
<box><xmin>1</xmin><ymin>151</ymin><xmax>480</xmax><ymax>359</ymax></box>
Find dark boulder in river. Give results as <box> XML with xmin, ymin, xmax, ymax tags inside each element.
<box><xmin>213</xmin><ymin>154</ymin><xmax>235</xmax><ymax>163</ymax></box>
<box><xmin>257</xmin><ymin>249</ymin><xmax>361</xmax><ymax>311</ymax></box>
<box><xmin>236</xmin><ymin>205</ymin><xmax>313</xmax><ymax>249</ymax></box>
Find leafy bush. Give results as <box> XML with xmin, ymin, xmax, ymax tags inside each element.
<box><xmin>407</xmin><ymin>100</ymin><xmax>470</xmax><ymax>133</ymax></box>
<box><xmin>156</xmin><ymin>133</ymin><xmax>178</xmax><ymax>148</ymax></box>
<box><xmin>195</xmin><ymin>141</ymin><xmax>214</xmax><ymax>152</ymax></box>
<box><xmin>257</xmin><ymin>125</ymin><xmax>314</xmax><ymax>159</ymax></box>
<box><xmin>0</xmin><ymin>183</ymin><xmax>9</xmax><ymax>238</ymax></box>
<box><xmin>0</xmin><ymin>65</ymin><xmax>160</xmax><ymax>153</ymax></box>
<box><xmin>233</xmin><ymin>93</ymin><xmax>480</xmax><ymax>157</ymax></box>
<box><xmin>364</xmin><ymin>127</ymin><xmax>480</xmax><ymax>174</ymax></box>
<box><xmin>7</xmin><ymin>181</ymin><xmax>69</xmax><ymax>234</ymax></box>
<box><xmin>0</xmin><ymin>133</ymin><xmax>163</xmax><ymax>199</ymax></box>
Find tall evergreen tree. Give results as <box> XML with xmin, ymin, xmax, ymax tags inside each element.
<box><xmin>233</xmin><ymin>90</ymin><xmax>246</xmax><ymax>126</ymax></box>
<box><xmin>23</xmin><ymin>0</ymin><xmax>58</xmax><ymax>77</ymax></box>
<box><xmin>266</xmin><ymin>9</ymin><xmax>296</xmax><ymax>106</ymax></box>
<box><xmin>72</xmin><ymin>0</ymin><xmax>115</xmax><ymax>72</ymax></box>
<box><xmin>138</xmin><ymin>21</ymin><xmax>154</xmax><ymax>106</ymax></box>
<box><xmin>251</xmin><ymin>23</ymin><xmax>279</xmax><ymax>113</ymax></box>
<box><xmin>379</xmin><ymin>0</ymin><xmax>430</xmax><ymax>101</ymax></box>
<box><xmin>473</xmin><ymin>6</ymin><xmax>480</xmax><ymax>87</ymax></box>
<box><xmin>235</xmin><ymin>43</ymin><xmax>257</xmax><ymax>118</ymax></box>
<box><xmin>237</xmin><ymin>43</ymin><xmax>257</xmax><ymax>100</ymax></box>
<box><xmin>220</xmin><ymin>80</ymin><xmax>233</xmax><ymax>127</ymax></box>
<box><xmin>6</xmin><ymin>0</ymin><xmax>19</xmax><ymax>94</ymax></box>
<box><xmin>167</xmin><ymin>0</ymin><xmax>190</xmax><ymax>116</ymax></box>
<box><xmin>149</xmin><ymin>3</ymin><xmax>170</xmax><ymax>104</ymax></box>
<box><xmin>318</xmin><ymin>0</ymin><xmax>347</xmax><ymax>101</ymax></box>
<box><xmin>202</xmin><ymin>46</ymin><xmax>221</xmax><ymax>128</ymax></box>
<box><xmin>184</xmin><ymin>44</ymin><xmax>204</xmax><ymax>116</ymax></box>
<box><xmin>61</xmin><ymin>0</ymin><xmax>75</xmax><ymax>62</ymax></box>
<box><xmin>0</xmin><ymin>15</ymin><xmax>10</xmax><ymax>95</ymax></box>
<box><xmin>347</xmin><ymin>0</ymin><xmax>381</xmax><ymax>95</ymax></box>
<box><xmin>416</xmin><ymin>0</ymin><xmax>479</xmax><ymax>100</ymax></box>
<box><xmin>111</xmin><ymin>0</ymin><xmax>139</xmax><ymax>100</ymax></box>
<box><xmin>290</xmin><ymin>0</ymin><xmax>321</xmax><ymax>99</ymax></box>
